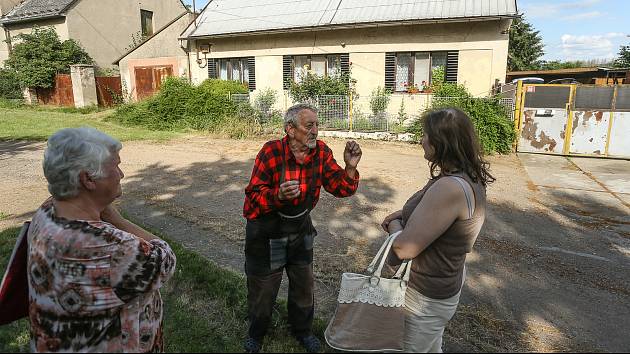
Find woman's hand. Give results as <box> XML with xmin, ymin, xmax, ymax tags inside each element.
<box><xmin>388</xmin><ymin>219</ymin><xmax>404</xmax><ymax>234</ymax></box>
<box><xmin>381</xmin><ymin>210</ymin><xmax>403</xmax><ymax>232</ymax></box>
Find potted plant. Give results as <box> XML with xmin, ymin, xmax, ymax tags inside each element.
<box><xmin>406</xmin><ymin>83</ymin><xmax>420</xmax><ymax>94</ymax></box>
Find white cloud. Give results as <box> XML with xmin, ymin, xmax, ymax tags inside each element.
<box><xmin>560</xmin><ymin>11</ymin><xmax>603</xmax><ymax>21</ymax></box>
<box><xmin>558</xmin><ymin>33</ymin><xmax>628</xmax><ymax>60</ymax></box>
<box><xmin>523</xmin><ymin>0</ymin><xmax>602</xmax><ymax>19</ymax></box>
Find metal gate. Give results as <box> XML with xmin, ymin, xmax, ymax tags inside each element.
<box><xmin>515</xmin><ymin>83</ymin><xmax>630</xmax><ymax>158</ymax></box>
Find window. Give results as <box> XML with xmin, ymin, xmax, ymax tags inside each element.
<box><xmin>389</xmin><ymin>51</ymin><xmax>452</xmax><ymax>92</ymax></box>
<box><xmin>141</xmin><ymin>10</ymin><xmax>154</xmax><ymax>37</ymax></box>
<box><xmin>214</xmin><ymin>58</ymin><xmax>250</xmax><ymax>84</ymax></box>
<box><xmin>290</xmin><ymin>54</ymin><xmax>343</xmax><ymax>83</ymax></box>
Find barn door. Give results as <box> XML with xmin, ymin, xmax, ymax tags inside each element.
<box><xmin>134</xmin><ymin>65</ymin><xmax>173</xmax><ymax>100</ymax></box>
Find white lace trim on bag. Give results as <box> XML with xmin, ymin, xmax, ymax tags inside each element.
<box><xmin>337</xmin><ymin>273</ymin><xmax>408</xmax><ymax>307</ymax></box>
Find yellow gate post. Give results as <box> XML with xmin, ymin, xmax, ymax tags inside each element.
<box><xmin>513</xmin><ymin>80</ymin><xmax>524</xmax><ymax>151</ymax></box>
<box><xmin>561</xmin><ymin>84</ymin><xmax>577</xmax><ymax>155</ymax></box>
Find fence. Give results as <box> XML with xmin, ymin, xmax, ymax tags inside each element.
<box><xmin>232</xmin><ymin>93</ymin><xmax>515</xmax><ymax>133</ymax></box>
<box><xmin>36</xmin><ymin>74</ymin><xmax>74</xmax><ymax>107</ymax></box>
<box><xmin>95</xmin><ymin>76</ymin><xmax>123</xmax><ymax>107</ymax></box>
<box><xmin>310</xmin><ymin>94</ymin><xmax>516</xmax><ymax>133</ymax></box>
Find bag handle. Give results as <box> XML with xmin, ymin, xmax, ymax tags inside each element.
<box><xmin>366</xmin><ymin>233</ymin><xmax>393</xmax><ymax>274</ymax></box>
<box><xmin>373</xmin><ymin>231</ymin><xmax>402</xmax><ymax>278</ymax></box>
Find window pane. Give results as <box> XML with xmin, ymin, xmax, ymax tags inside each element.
<box><xmin>327</xmin><ymin>55</ymin><xmax>341</xmax><ymax>77</ymax></box>
<box><xmin>219</xmin><ymin>60</ymin><xmax>228</xmax><ymax>80</ymax></box>
<box><xmin>294</xmin><ymin>56</ymin><xmax>308</xmax><ymax>83</ymax></box>
<box><xmin>414</xmin><ymin>52</ymin><xmax>430</xmax><ymax>89</ymax></box>
<box><xmin>242</xmin><ymin>59</ymin><xmax>249</xmax><ymax>85</ymax></box>
<box><xmin>431</xmin><ymin>52</ymin><xmax>447</xmax><ymax>83</ymax></box>
<box><xmin>395</xmin><ymin>53</ymin><xmax>412</xmax><ymax>92</ymax></box>
<box><xmin>231</xmin><ymin>59</ymin><xmax>241</xmax><ymax>82</ymax></box>
<box><xmin>311</xmin><ymin>56</ymin><xmax>326</xmax><ymax>77</ymax></box>
<box><xmin>141</xmin><ymin>10</ymin><xmax>153</xmax><ymax>36</ymax></box>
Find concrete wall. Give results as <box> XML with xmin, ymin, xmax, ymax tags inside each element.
<box><xmin>188</xmin><ymin>19</ymin><xmax>512</xmax><ymax>99</ymax></box>
<box><xmin>65</xmin><ymin>0</ymin><xmax>187</xmax><ymax>68</ymax></box>
<box><xmin>118</xmin><ymin>12</ymin><xmax>192</xmax><ymax>101</ymax></box>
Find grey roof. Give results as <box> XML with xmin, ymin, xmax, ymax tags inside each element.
<box><xmin>183</xmin><ymin>0</ymin><xmax>518</xmax><ymax>38</ymax></box>
<box><xmin>0</xmin><ymin>0</ymin><xmax>77</xmax><ymax>24</ymax></box>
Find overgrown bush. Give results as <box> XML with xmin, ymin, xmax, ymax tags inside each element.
<box><xmin>288</xmin><ymin>71</ymin><xmax>353</xmax><ymax>103</ymax></box>
<box><xmin>369</xmin><ymin>86</ymin><xmax>391</xmax><ymax>117</ymax></box>
<box><xmin>407</xmin><ymin>83</ymin><xmax>516</xmax><ymax>154</ymax></box>
<box><xmin>254</xmin><ymin>88</ymin><xmax>278</xmax><ymax>121</ymax></box>
<box><xmin>110</xmin><ymin>78</ymin><xmax>250</xmax><ymax>131</ymax></box>
<box><xmin>5</xmin><ymin>26</ymin><xmax>93</xmax><ymax>89</ymax></box>
<box><xmin>0</xmin><ymin>69</ymin><xmax>22</xmax><ymax>99</ymax></box>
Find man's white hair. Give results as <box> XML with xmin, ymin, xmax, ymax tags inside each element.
<box><xmin>43</xmin><ymin>127</ymin><xmax>122</xmax><ymax>200</ymax></box>
<box><xmin>284</xmin><ymin>103</ymin><xmax>318</xmax><ymax>131</ymax></box>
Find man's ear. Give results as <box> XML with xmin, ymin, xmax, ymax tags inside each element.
<box><xmin>79</xmin><ymin>171</ymin><xmax>97</xmax><ymax>191</ymax></box>
<box><xmin>286</xmin><ymin>123</ymin><xmax>295</xmax><ymax>138</ymax></box>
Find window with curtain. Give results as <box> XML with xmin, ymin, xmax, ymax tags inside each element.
<box><xmin>215</xmin><ymin>58</ymin><xmax>250</xmax><ymax>84</ymax></box>
<box><xmin>393</xmin><ymin>51</ymin><xmax>450</xmax><ymax>92</ymax></box>
<box><xmin>290</xmin><ymin>54</ymin><xmax>345</xmax><ymax>83</ymax></box>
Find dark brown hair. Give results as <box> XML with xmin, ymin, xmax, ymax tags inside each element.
<box><xmin>422</xmin><ymin>108</ymin><xmax>495</xmax><ymax>186</ymax></box>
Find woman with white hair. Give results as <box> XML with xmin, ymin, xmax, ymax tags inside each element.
<box><xmin>27</xmin><ymin>127</ymin><xmax>176</xmax><ymax>352</ymax></box>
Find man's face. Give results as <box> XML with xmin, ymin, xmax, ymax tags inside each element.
<box><xmin>290</xmin><ymin>109</ymin><xmax>319</xmax><ymax>149</ymax></box>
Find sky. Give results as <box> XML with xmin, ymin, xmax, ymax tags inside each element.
<box><xmin>183</xmin><ymin>0</ymin><xmax>629</xmax><ymax>62</ymax></box>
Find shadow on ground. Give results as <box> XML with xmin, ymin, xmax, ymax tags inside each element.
<box><xmin>119</xmin><ymin>157</ymin><xmax>629</xmax><ymax>352</ymax></box>
<box><xmin>0</xmin><ymin>140</ymin><xmax>41</xmax><ymax>161</ymax></box>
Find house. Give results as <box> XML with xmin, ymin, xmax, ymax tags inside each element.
<box><xmin>507</xmin><ymin>67</ymin><xmax>630</xmax><ymax>85</ymax></box>
<box><xmin>180</xmin><ymin>0</ymin><xmax>518</xmax><ymax>104</ymax></box>
<box><xmin>114</xmin><ymin>11</ymin><xmax>194</xmax><ymax>101</ymax></box>
<box><xmin>0</xmin><ymin>0</ymin><xmax>189</xmax><ymax>69</ymax></box>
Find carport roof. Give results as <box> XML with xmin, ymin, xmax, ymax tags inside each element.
<box><xmin>183</xmin><ymin>0</ymin><xmax>519</xmax><ymax>39</ymax></box>
<box><xmin>0</xmin><ymin>0</ymin><xmax>77</xmax><ymax>25</ymax></box>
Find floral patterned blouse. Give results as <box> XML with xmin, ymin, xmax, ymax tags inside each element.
<box><xmin>27</xmin><ymin>199</ymin><xmax>176</xmax><ymax>352</ymax></box>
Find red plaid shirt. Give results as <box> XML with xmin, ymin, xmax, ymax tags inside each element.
<box><xmin>243</xmin><ymin>136</ymin><xmax>360</xmax><ymax>220</ymax></box>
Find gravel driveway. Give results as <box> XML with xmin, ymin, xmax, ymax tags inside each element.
<box><xmin>1</xmin><ymin>136</ymin><xmax>628</xmax><ymax>352</ymax></box>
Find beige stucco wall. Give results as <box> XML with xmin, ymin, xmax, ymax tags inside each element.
<box><xmin>65</xmin><ymin>0</ymin><xmax>187</xmax><ymax>68</ymax></box>
<box><xmin>0</xmin><ymin>29</ymin><xmax>8</xmax><ymax>63</ymax></box>
<box><xmin>188</xmin><ymin>19</ymin><xmax>512</xmax><ymax>99</ymax></box>
<box><xmin>118</xmin><ymin>13</ymin><xmax>192</xmax><ymax>101</ymax></box>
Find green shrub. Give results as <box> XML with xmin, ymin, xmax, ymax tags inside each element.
<box><xmin>407</xmin><ymin>83</ymin><xmax>516</xmax><ymax>154</ymax></box>
<box><xmin>254</xmin><ymin>88</ymin><xmax>278</xmax><ymax>122</ymax></box>
<box><xmin>0</xmin><ymin>69</ymin><xmax>22</xmax><ymax>99</ymax></box>
<box><xmin>369</xmin><ymin>86</ymin><xmax>391</xmax><ymax>117</ymax></box>
<box><xmin>5</xmin><ymin>26</ymin><xmax>93</xmax><ymax>89</ymax></box>
<box><xmin>110</xmin><ymin>78</ymin><xmax>249</xmax><ymax>131</ymax></box>
<box><xmin>288</xmin><ymin>72</ymin><xmax>352</xmax><ymax>102</ymax></box>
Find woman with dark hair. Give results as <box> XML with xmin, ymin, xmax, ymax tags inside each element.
<box><xmin>382</xmin><ymin>108</ymin><xmax>493</xmax><ymax>352</ymax></box>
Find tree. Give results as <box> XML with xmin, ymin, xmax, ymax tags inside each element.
<box><xmin>613</xmin><ymin>45</ymin><xmax>630</xmax><ymax>68</ymax></box>
<box><xmin>5</xmin><ymin>26</ymin><xmax>93</xmax><ymax>89</ymax></box>
<box><xmin>508</xmin><ymin>16</ymin><xmax>545</xmax><ymax>71</ymax></box>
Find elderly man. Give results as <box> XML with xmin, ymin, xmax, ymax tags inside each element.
<box><xmin>243</xmin><ymin>103</ymin><xmax>362</xmax><ymax>352</ymax></box>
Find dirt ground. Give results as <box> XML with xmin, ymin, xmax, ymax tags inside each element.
<box><xmin>0</xmin><ymin>136</ymin><xmax>628</xmax><ymax>352</ymax></box>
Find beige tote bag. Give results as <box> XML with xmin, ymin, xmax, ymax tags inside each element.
<box><xmin>325</xmin><ymin>231</ymin><xmax>411</xmax><ymax>352</ymax></box>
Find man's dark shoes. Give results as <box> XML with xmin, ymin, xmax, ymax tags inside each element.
<box><xmin>296</xmin><ymin>334</ymin><xmax>321</xmax><ymax>353</ymax></box>
<box><xmin>244</xmin><ymin>337</ymin><xmax>262</xmax><ymax>353</ymax></box>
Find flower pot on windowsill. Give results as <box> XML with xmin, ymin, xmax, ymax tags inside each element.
<box><xmin>421</xmin><ymin>89</ymin><xmax>432</xmax><ymax>94</ymax></box>
<box><xmin>407</xmin><ymin>88</ymin><xmax>420</xmax><ymax>94</ymax></box>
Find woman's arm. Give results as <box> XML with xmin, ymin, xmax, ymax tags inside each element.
<box><xmin>391</xmin><ymin>178</ymin><xmax>469</xmax><ymax>260</ymax></box>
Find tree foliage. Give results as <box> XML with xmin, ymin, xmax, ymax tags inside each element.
<box><xmin>614</xmin><ymin>45</ymin><xmax>630</xmax><ymax>68</ymax></box>
<box><xmin>0</xmin><ymin>69</ymin><xmax>22</xmax><ymax>99</ymax></box>
<box><xmin>508</xmin><ymin>17</ymin><xmax>544</xmax><ymax>71</ymax></box>
<box><xmin>5</xmin><ymin>26</ymin><xmax>93</xmax><ymax>89</ymax></box>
